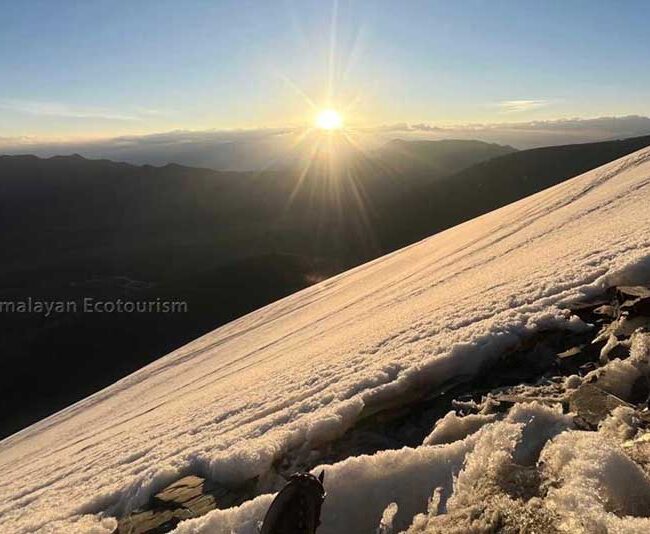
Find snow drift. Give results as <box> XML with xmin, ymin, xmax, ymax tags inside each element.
<box><xmin>2</xmin><ymin>147</ymin><xmax>650</xmax><ymax>533</ymax></box>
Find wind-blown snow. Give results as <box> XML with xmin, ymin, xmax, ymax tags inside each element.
<box><xmin>2</xmin><ymin>147</ymin><xmax>650</xmax><ymax>533</ymax></box>
<box><xmin>422</xmin><ymin>411</ymin><xmax>497</xmax><ymax>446</ymax></box>
<box><xmin>540</xmin><ymin>429</ymin><xmax>650</xmax><ymax>532</ymax></box>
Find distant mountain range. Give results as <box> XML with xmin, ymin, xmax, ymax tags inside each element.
<box><xmin>374</xmin><ymin>138</ymin><xmax>516</xmax><ymax>179</ymax></box>
<box><xmin>4</xmin><ymin>115</ymin><xmax>650</xmax><ymax>171</ymax></box>
<box><xmin>378</xmin><ymin>134</ymin><xmax>650</xmax><ymax>250</ymax></box>
<box><xmin>1</xmin><ymin>134</ymin><xmax>650</xmax><ymax>437</ymax></box>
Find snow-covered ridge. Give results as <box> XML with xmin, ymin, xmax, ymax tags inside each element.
<box><xmin>2</xmin><ymin>147</ymin><xmax>650</xmax><ymax>533</ymax></box>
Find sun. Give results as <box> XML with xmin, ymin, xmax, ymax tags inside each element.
<box><xmin>315</xmin><ymin>109</ymin><xmax>343</xmax><ymax>130</ymax></box>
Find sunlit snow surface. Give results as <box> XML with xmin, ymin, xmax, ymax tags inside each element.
<box><xmin>3</xmin><ymin>148</ymin><xmax>650</xmax><ymax>533</ymax></box>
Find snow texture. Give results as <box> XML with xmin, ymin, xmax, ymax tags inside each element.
<box><xmin>376</xmin><ymin>502</ymin><xmax>398</xmax><ymax>534</ymax></box>
<box><xmin>2</xmin><ymin>147</ymin><xmax>650</xmax><ymax>532</ymax></box>
<box><xmin>422</xmin><ymin>411</ymin><xmax>496</xmax><ymax>446</ymax></box>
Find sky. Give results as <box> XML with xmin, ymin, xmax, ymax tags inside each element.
<box><xmin>1</xmin><ymin>0</ymin><xmax>650</xmax><ymax>141</ymax></box>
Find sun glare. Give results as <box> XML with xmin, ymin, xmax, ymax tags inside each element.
<box><xmin>316</xmin><ymin>109</ymin><xmax>343</xmax><ymax>130</ymax></box>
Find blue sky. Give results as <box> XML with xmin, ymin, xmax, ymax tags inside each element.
<box><xmin>1</xmin><ymin>0</ymin><xmax>650</xmax><ymax>140</ymax></box>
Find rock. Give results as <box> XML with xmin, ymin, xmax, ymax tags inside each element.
<box><xmin>557</xmin><ymin>346</ymin><xmax>584</xmax><ymax>359</ymax></box>
<box><xmin>608</xmin><ymin>343</ymin><xmax>630</xmax><ymax>360</ymax></box>
<box><xmin>153</xmin><ymin>475</ymin><xmax>205</xmax><ymax>507</ymax></box>
<box><xmin>630</xmin><ymin>375</ymin><xmax>650</xmax><ymax>405</ymax></box>
<box><xmin>152</xmin><ymin>475</ymin><xmax>220</xmax><ymax>517</ymax></box>
<box><xmin>116</xmin><ymin>475</ymin><xmax>259</xmax><ymax>533</ymax></box>
<box><xmin>569</xmin><ymin>297</ymin><xmax>611</xmax><ymax>312</ymax></box>
<box><xmin>619</xmin><ymin>286</ymin><xmax>650</xmax><ymax>298</ymax></box>
<box><xmin>115</xmin><ymin>509</ymin><xmax>192</xmax><ymax>534</ymax></box>
<box><xmin>617</xmin><ymin>287</ymin><xmax>650</xmax><ymax>316</ymax></box>
<box><xmin>578</xmin><ymin>362</ymin><xmax>598</xmax><ymax>376</ymax></box>
<box><xmin>568</xmin><ymin>384</ymin><xmax>632</xmax><ymax>427</ymax></box>
<box><xmin>593</xmin><ymin>304</ymin><xmax>617</xmax><ymax>318</ymax></box>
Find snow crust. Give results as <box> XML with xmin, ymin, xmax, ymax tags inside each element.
<box><xmin>2</xmin><ymin>147</ymin><xmax>650</xmax><ymax>532</ymax></box>
<box><xmin>422</xmin><ymin>411</ymin><xmax>496</xmax><ymax>446</ymax></box>
<box><xmin>404</xmin><ymin>402</ymin><xmax>650</xmax><ymax>534</ymax></box>
<box><xmin>541</xmin><ymin>430</ymin><xmax>650</xmax><ymax>533</ymax></box>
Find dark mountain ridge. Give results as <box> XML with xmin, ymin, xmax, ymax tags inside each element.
<box><xmin>375</xmin><ymin>138</ymin><xmax>517</xmax><ymax>178</ymax></box>
<box><xmin>1</xmin><ymin>134</ymin><xmax>650</xmax><ymax>438</ymax></box>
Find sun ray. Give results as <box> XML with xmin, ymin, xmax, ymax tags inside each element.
<box><xmin>272</xmin><ymin>71</ymin><xmax>320</xmax><ymax>111</ymax></box>
<box><xmin>327</xmin><ymin>0</ymin><xmax>339</xmax><ymax>104</ymax></box>
<box><xmin>285</xmin><ymin>129</ymin><xmax>322</xmax><ymax>208</ymax></box>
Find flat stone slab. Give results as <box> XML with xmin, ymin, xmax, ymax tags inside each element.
<box><xmin>153</xmin><ymin>475</ymin><xmax>206</xmax><ymax>507</ymax></box>
<box><xmin>115</xmin><ymin>475</ymin><xmax>259</xmax><ymax>534</ymax></box>
<box><xmin>569</xmin><ymin>384</ymin><xmax>632</xmax><ymax>427</ymax></box>
<box><xmin>115</xmin><ymin>508</ymin><xmax>192</xmax><ymax>534</ymax></box>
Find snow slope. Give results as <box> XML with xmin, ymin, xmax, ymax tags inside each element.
<box><xmin>2</xmin><ymin>147</ymin><xmax>650</xmax><ymax>533</ymax></box>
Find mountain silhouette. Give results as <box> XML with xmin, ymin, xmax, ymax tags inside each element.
<box><xmin>1</xmin><ymin>134</ymin><xmax>650</xmax><ymax>437</ymax></box>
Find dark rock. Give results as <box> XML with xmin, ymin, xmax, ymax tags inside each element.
<box><xmin>630</xmin><ymin>376</ymin><xmax>650</xmax><ymax>405</ymax></box>
<box><xmin>608</xmin><ymin>343</ymin><xmax>630</xmax><ymax>360</ymax></box>
<box><xmin>578</xmin><ymin>362</ymin><xmax>598</xmax><ymax>376</ymax></box>
<box><xmin>627</xmin><ymin>297</ymin><xmax>650</xmax><ymax>316</ymax></box>
<box><xmin>617</xmin><ymin>287</ymin><xmax>650</xmax><ymax>316</ymax></box>
<box><xmin>568</xmin><ymin>384</ymin><xmax>632</xmax><ymax>426</ymax></box>
<box><xmin>573</xmin><ymin>415</ymin><xmax>595</xmax><ymax>431</ymax></box>
<box><xmin>569</xmin><ymin>297</ymin><xmax>611</xmax><ymax>312</ymax></box>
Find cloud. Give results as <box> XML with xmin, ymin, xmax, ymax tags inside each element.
<box><xmin>0</xmin><ymin>99</ymin><xmax>144</xmax><ymax>121</ymax></box>
<box><xmin>363</xmin><ymin>123</ymin><xmax>444</xmax><ymax>133</ymax></box>
<box><xmin>410</xmin><ymin>123</ymin><xmax>444</xmax><ymax>132</ymax></box>
<box><xmin>2</xmin><ymin>115</ymin><xmax>650</xmax><ymax>168</ymax></box>
<box><xmin>0</xmin><ymin>135</ymin><xmax>34</xmax><ymax>144</ymax></box>
<box><xmin>363</xmin><ymin>115</ymin><xmax>650</xmax><ymax>149</ymax></box>
<box><xmin>0</xmin><ymin>127</ymin><xmax>302</xmax><ymax>171</ymax></box>
<box><xmin>497</xmin><ymin>99</ymin><xmax>550</xmax><ymax>113</ymax></box>
<box><xmin>107</xmin><ymin>127</ymin><xmax>296</xmax><ymax>147</ymax></box>
<box><xmin>500</xmin><ymin>115</ymin><xmax>650</xmax><ymax>132</ymax></box>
